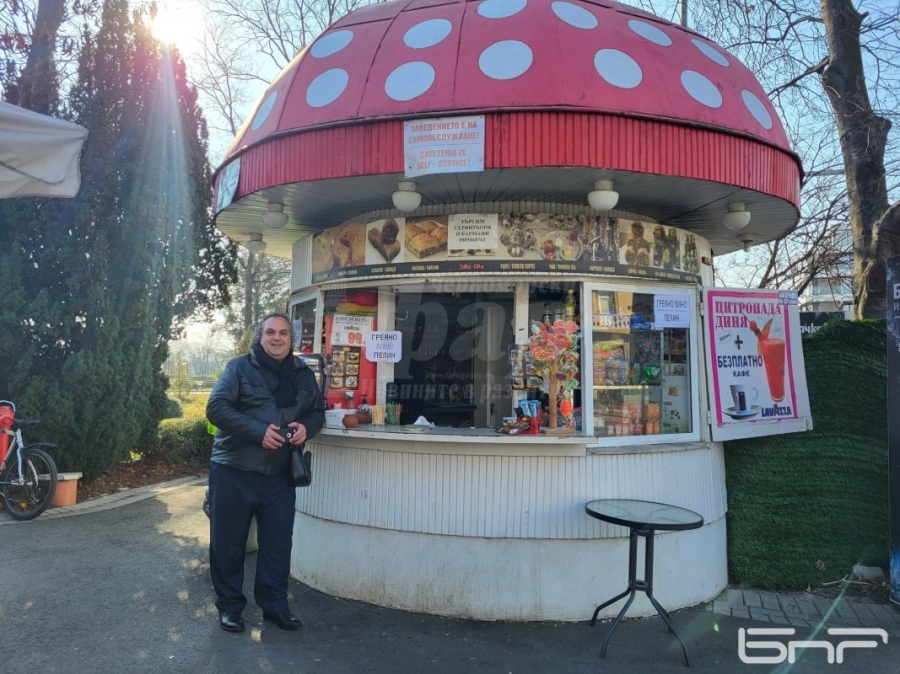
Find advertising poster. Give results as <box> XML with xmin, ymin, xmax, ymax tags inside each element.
<box><xmin>310</xmin><ymin>214</ymin><xmax>709</xmax><ymax>284</ymax></box>
<box><xmin>886</xmin><ymin>255</ymin><xmax>900</xmax><ymax>605</ymax></box>
<box><xmin>703</xmin><ymin>289</ymin><xmax>812</xmax><ymax>442</ymax></box>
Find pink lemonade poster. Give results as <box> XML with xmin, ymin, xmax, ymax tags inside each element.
<box><xmin>704</xmin><ymin>289</ymin><xmax>811</xmax><ymax>440</ymax></box>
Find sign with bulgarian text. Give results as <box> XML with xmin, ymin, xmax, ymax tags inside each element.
<box><xmin>330</xmin><ymin>314</ymin><xmax>373</xmax><ymax>347</ymax></box>
<box><xmin>703</xmin><ymin>288</ymin><xmax>812</xmax><ymax>442</ymax></box>
<box><xmin>404</xmin><ymin>115</ymin><xmax>485</xmax><ymax>178</ymax></box>
<box><xmin>886</xmin><ymin>255</ymin><xmax>900</xmax><ymax>606</ymax></box>
<box><xmin>655</xmin><ymin>295</ymin><xmax>691</xmax><ymax>328</ymax></box>
<box><xmin>309</xmin><ymin>213</ymin><xmax>708</xmax><ymax>285</ymax></box>
<box><xmin>365</xmin><ymin>331</ymin><xmax>402</xmax><ymax>363</ymax></box>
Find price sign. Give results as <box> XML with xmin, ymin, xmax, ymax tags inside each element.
<box><xmin>331</xmin><ymin>315</ymin><xmax>373</xmax><ymax>347</ymax></box>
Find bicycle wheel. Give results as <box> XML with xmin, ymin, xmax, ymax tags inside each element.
<box><xmin>0</xmin><ymin>447</ymin><xmax>57</xmax><ymax>520</ymax></box>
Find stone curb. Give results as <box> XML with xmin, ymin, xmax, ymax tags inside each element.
<box><xmin>708</xmin><ymin>588</ymin><xmax>900</xmax><ymax>635</ymax></box>
<box><xmin>0</xmin><ymin>475</ymin><xmax>207</xmax><ymax>525</ymax></box>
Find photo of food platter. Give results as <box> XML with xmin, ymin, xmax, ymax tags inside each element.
<box><xmin>540</xmin><ymin>229</ymin><xmax>584</xmax><ymax>262</ymax></box>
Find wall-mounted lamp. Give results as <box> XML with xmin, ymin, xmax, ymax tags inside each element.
<box><xmin>244</xmin><ymin>232</ymin><xmax>266</xmax><ymax>254</ymax></box>
<box><xmin>263</xmin><ymin>202</ymin><xmax>288</xmax><ymax>229</ymax></box>
<box><xmin>392</xmin><ymin>180</ymin><xmax>422</xmax><ymax>212</ymax></box>
<box><xmin>587</xmin><ymin>179</ymin><xmax>619</xmax><ymax>212</ymax></box>
<box><xmin>723</xmin><ymin>202</ymin><xmax>752</xmax><ymax>231</ymax></box>
<box><xmin>739</xmin><ymin>233</ymin><xmax>754</xmax><ymax>252</ymax></box>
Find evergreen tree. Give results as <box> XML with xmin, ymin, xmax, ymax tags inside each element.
<box><xmin>0</xmin><ymin>0</ymin><xmax>236</xmax><ymax>479</ymax></box>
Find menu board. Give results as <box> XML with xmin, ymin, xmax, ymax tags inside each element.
<box><xmin>309</xmin><ymin>213</ymin><xmax>707</xmax><ymax>284</ymax></box>
<box><xmin>329</xmin><ymin>346</ymin><xmax>361</xmax><ymax>391</ymax></box>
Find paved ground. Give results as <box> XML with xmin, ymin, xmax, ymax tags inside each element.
<box><xmin>1</xmin><ymin>480</ymin><xmax>899</xmax><ymax>674</ymax></box>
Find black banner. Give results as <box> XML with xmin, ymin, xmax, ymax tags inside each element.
<box><xmin>887</xmin><ymin>255</ymin><xmax>900</xmax><ymax>605</ymax></box>
<box><xmin>310</xmin><ymin>214</ymin><xmax>704</xmax><ymax>285</ymax></box>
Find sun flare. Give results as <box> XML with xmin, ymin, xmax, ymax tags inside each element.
<box><xmin>150</xmin><ymin>3</ymin><xmax>205</xmax><ymax>54</ymax></box>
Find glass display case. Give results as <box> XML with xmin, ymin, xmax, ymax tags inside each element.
<box><xmin>586</xmin><ymin>287</ymin><xmax>695</xmax><ymax>440</ymax></box>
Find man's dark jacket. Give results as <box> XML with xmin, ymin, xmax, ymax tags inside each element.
<box><xmin>206</xmin><ymin>351</ymin><xmax>326</xmax><ymax>476</ymax></box>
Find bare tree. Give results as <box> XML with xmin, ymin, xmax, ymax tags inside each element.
<box><xmin>194</xmin><ymin>0</ymin><xmax>383</xmax><ymax>163</ymax></box>
<box><xmin>819</xmin><ymin>0</ymin><xmax>900</xmax><ymax>317</ymax></box>
<box><xmin>1</xmin><ymin>0</ymin><xmax>98</xmax><ymax>109</ymax></box>
<box><xmin>626</xmin><ymin>0</ymin><xmax>899</xmax><ymax>316</ymax></box>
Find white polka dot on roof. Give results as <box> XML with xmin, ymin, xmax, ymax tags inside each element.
<box><xmin>404</xmin><ymin>19</ymin><xmax>453</xmax><ymax>49</ymax></box>
<box><xmin>691</xmin><ymin>38</ymin><xmax>729</xmax><ymax>67</ymax></box>
<box><xmin>594</xmin><ymin>49</ymin><xmax>642</xmax><ymax>89</ymax></box>
<box><xmin>628</xmin><ymin>20</ymin><xmax>671</xmax><ymax>46</ymax></box>
<box><xmin>385</xmin><ymin>62</ymin><xmax>436</xmax><ymax>101</ymax></box>
<box><xmin>681</xmin><ymin>70</ymin><xmax>722</xmax><ymax>108</ymax></box>
<box><xmin>551</xmin><ymin>1</ymin><xmax>597</xmax><ymax>29</ymax></box>
<box><xmin>742</xmin><ymin>90</ymin><xmax>773</xmax><ymax>129</ymax></box>
<box><xmin>251</xmin><ymin>91</ymin><xmax>278</xmax><ymax>131</ymax></box>
<box><xmin>306</xmin><ymin>69</ymin><xmax>349</xmax><ymax>108</ymax></box>
<box><xmin>477</xmin><ymin>0</ymin><xmax>527</xmax><ymax>20</ymax></box>
<box><xmin>311</xmin><ymin>30</ymin><xmax>353</xmax><ymax>58</ymax></box>
<box><xmin>479</xmin><ymin>40</ymin><xmax>533</xmax><ymax>80</ymax></box>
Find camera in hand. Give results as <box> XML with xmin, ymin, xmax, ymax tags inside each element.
<box><xmin>277</xmin><ymin>428</ymin><xmax>294</xmax><ymax>444</ymax></box>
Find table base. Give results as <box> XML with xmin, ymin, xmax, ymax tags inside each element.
<box><xmin>589</xmin><ymin>527</ymin><xmax>692</xmax><ymax>667</ymax></box>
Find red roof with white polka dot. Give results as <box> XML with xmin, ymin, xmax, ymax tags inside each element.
<box><xmin>226</xmin><ymin>0</ymin><xmax>789</xmax><ymax>159</ymax></box>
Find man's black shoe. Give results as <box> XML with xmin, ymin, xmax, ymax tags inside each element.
<box><xmin>263</xmin><ymin>610</ymin><xmax>303</xmax><ymax>631</ymax></box>
<box><xmin>219</xmin><ymin>611</ymin><xmax>244</xmax><ymax>632</ymax></box>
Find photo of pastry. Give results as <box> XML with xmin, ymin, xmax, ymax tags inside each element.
<box><xmin>345</xmin><ymin>363</ymin><xmax>359</xmax><ymax>376</ymax></box>
<box><xmin>404</xmin><ymin>216</ymin><xmax>449</xmax><ymax>260</ymax></box>
<box><xmin>312</xmin><ymin>223</ymin><xmax>366</xmax><ymax>273</ymax></box>
<box><xmin>346</xmin><ymin>351</ymin><xmax>360</xmax><ymax>363</ymax></box>
<box><xmin>332</xmin><ymin>223</ymin><xmax>366</xmax><ymax>268</ymax></box>
<box><xmin>330</xmin><ymin>375</ymin><xmax>344</xmax><ymax>389</ymax></box>
<box><xmin>332</xmin><ymin>363</ymin><xmax>344</xmax><ymax>376</ymax></box>
<box><xmin>345</xmin><ymin>375</ymin><xmax>358</xmax><ymax>388</ymax></box>
<box><xmin>366</xmin><ymin>217</ymin><xmax>405</xmax><ymax>264</ymax></box>
<box><xmin>332</xmin><ymin>350</ymin><xmax>345</xmax><ymax>362</ymax></box>
<box><xmin>311</xmin><ymin>232</ymin><xmax>334</xmax><ymax>274</ymax></box>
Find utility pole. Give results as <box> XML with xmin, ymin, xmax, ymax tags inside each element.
<box><xmin>681</xmin><ymin>0</ymin><xmax>688</xmax><ymax>27</ymax></box>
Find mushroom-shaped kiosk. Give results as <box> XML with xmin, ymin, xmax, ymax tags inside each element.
<box><xmin>213</xmin><ymin>0</ymin><xmax>806</xmax><ymax>621</ymax></box>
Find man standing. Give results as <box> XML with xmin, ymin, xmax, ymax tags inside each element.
<box><xmin>206</xmin><ymin>313</ymin><xmax>326</xmax><ymax>632</ymax></box>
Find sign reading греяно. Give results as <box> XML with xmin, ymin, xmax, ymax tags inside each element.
<box><xmin>404</xmin><ymin>115</ymin><xmax>485</xmax><ymax>178</ymax></box>
<box><xmin>365</xmin><ymin>331</ymin><xmax>402</xmax><ymax>363</ymax></box>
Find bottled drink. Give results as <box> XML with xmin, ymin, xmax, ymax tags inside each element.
<box><xmin>564</xmin><ymin>289</ymin><xmax>576</xmax><ymax>320</ymax></box>
<box><xmin>542</xmin><ymin>304</ymin><xmax>551</xmax><ymax>325</ymax></box>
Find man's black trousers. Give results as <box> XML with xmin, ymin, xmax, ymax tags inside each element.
<box><xmin>208</xmin><ymin>461</ymin><xmax>296</xmax><ymax>615</ymax></box>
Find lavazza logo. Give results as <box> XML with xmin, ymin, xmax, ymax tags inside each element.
<box><xmin>739</xmin><ymin>627</ymin><xmax>888</xmax><ymax>664</ymax></box>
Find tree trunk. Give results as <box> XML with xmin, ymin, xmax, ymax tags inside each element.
<box><xmin>11</xmin><ymin>0</ymin><xmax>67</xmax><ymax>113</ymax></box>
<box><xmin>819</xmin><ymin>0</ymin><xmax>899</xmax><ymax>318</ymax></box>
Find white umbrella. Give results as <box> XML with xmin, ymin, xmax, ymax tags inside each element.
<box><xmin>0</xmin><ymin>101</ymin><xmax>88</xmax><ymax>199</ymax></box>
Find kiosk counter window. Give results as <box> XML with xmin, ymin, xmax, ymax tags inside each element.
<box><xmin>584</xmin><ymin>286</ymin><xmax>698</xmax><ymax>442</ymax></box>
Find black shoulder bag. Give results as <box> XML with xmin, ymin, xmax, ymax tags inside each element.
<box><xmin>291</xmin><ymin>445</ymin><xmax>313</xmax><ymax>487</ymax></box>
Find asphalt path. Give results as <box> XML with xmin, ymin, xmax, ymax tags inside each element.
<box><xmin>1</xmin><ymin>485</ymin><xmax>898</xmax><ymax>674</ymax></box>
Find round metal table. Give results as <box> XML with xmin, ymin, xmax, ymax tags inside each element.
<box><xmin>584</xmin><ymin>499</ymin><xmax>704</xmax><ymax>667</ymax></box>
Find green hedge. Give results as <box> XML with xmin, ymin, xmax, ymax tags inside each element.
<box><xmin>725</xmin><ymin>320</ymin><xmax>888</xmax><ymax>589</ymax></box>
<box><xmin>156</xmin><ymin>417</ymin><xmax>213</xmax><ymax>465</ymax></box>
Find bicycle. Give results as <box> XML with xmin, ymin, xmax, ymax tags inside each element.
<box><xmin>0</xmin><ymin>400</ymin><xmax>58</xmax><ymax>521</ymax></box>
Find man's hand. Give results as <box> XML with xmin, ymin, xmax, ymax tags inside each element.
<box><xmin>262</xmin><ymin>424</ymin><xmax>284</xmax><ymax>450</ymax></box>
<box><xmin>287</xmin><ymin>422</ymin><xmax>308</xmax><ymax>445</ymax></box>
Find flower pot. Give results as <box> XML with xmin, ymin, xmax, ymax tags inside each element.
<box><xmin>51</xmin><ymin>472</ymin><xmax>83</xmax><ymax>507</ymax></box>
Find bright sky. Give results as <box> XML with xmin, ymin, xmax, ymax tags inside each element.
<box><xmin>148</xmin><ymin>0</ymin><xmax>206</xmax><ymax>57</ymax></box>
